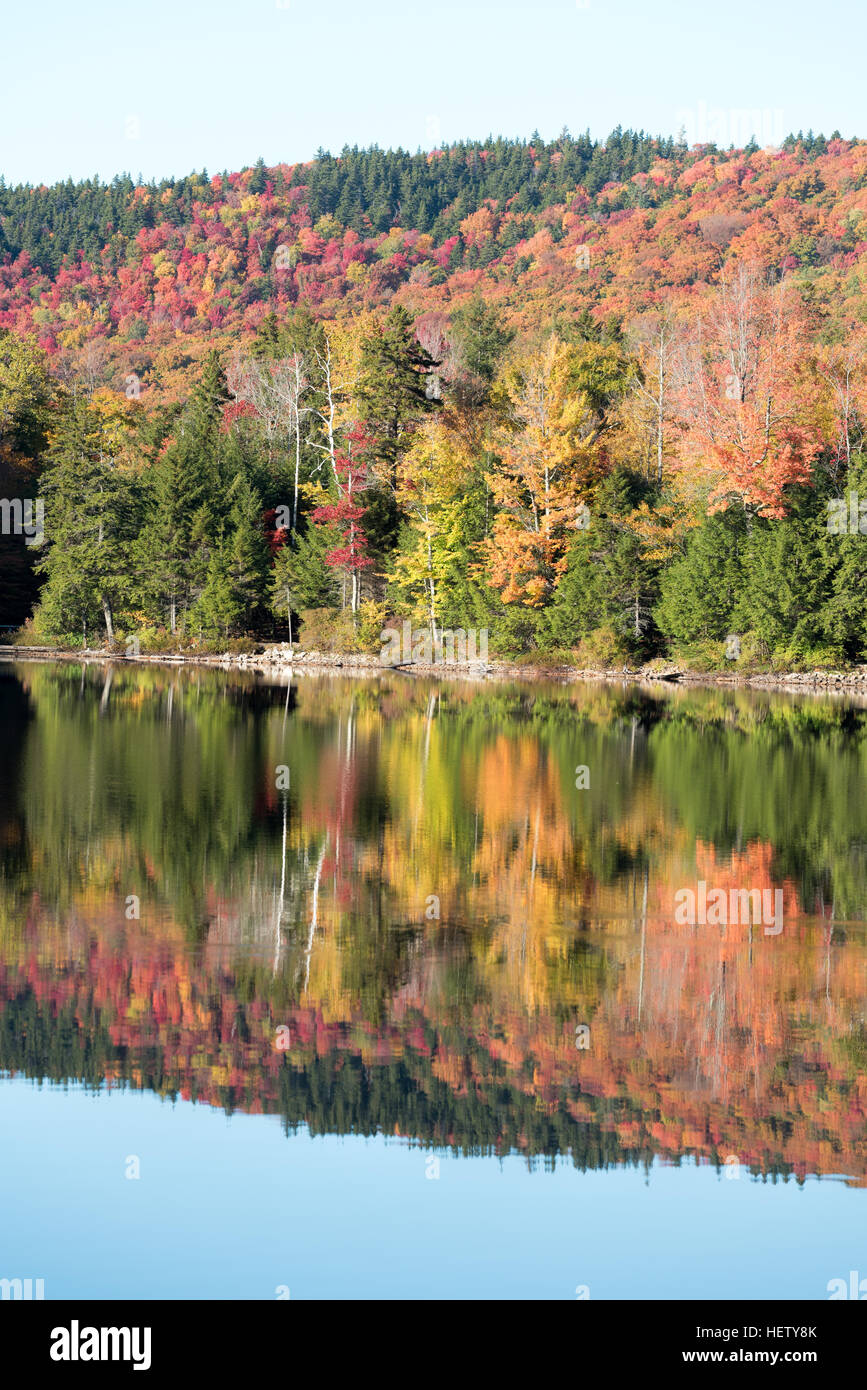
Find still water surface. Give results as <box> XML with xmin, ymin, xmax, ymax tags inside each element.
<box><xmin>1</xmin><ymin>661</ymin><xmax>865</xmax><ymax>1298</ymax></box>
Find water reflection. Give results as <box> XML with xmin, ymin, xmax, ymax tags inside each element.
<box><xmin>1</xmin><ymin>660</ymin><xmax>865</xmax><ymax>1182</ymax></box>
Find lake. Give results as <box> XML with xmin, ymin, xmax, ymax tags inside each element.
<box><xmin>1</xmin><ymin>660</ymin><xmax>865</xmax><ymax>1299</ymax></box>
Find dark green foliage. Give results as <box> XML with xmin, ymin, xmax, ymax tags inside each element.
<box><xmin>655</xmin><ymin>510</ymin><xmax>747</xmax><ymax>643</ymax></box>
<box><xmin>0</xmin><ymin>131</ymin><xmax>675</xmax><ymax>275</ymax></box>
<box><xmin>449</xmin><ymin>297</ymin><xmax>515</xmax><ymax>389</ymax></box>
<box><xmin>733</xmin><ymin>490</ymin><xmax>839</xmax><ymax>663</ymax></box>
<box><xmin>357</xmin><ymin>304</ymin><xmax>439</xmax><ymax>481</ymax></box>
<box><xmin>548</xmin><ymin>470</ymin><xmax>662</xmax><ymax>659</ymax></box>
<box><xmin>35</xmin><ymin>393</ymin><xmax>142</xmax><ymax>643</ymax></box>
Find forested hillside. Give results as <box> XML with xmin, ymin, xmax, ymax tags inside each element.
<box><xmin>3</xmin><ymin>128</ymin><xmax>867</xmax><ymax>664</ymax></box>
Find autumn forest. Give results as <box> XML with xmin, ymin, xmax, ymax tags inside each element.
<box><xmin>4</xmin><ymin>128</ymin><xmax>867</xmax><ymax>667</ymax></box>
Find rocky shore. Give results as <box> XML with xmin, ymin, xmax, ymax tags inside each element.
<box><xmin>5</xmin><ymin>642</ymin><xmax>867</xmax><ymax>695</ymax></box>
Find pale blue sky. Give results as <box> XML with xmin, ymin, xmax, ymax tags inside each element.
<box><xmin>2</xmin><ymin>0</ymin><xmax>865</xmax><ymax>186</ymax></box>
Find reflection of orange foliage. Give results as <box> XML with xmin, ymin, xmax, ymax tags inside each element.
<box><xmin>2</xmin><ymin>896</ymin><xmax>865</xmax><ymax>1183</ymax></box>
<box><xmin>432</xmin><ymin>1049</ymin><xmax>469</xmax><ymax>1093</ymax></box>
<box><xmin>693</xmin><ymin>839</ymin><xmax>799</xmax><ymax>917</ymax></box>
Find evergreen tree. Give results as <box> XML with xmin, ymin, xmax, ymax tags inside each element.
<box><xmin>548</xmin><ymin>470</ymin><xmax>661</xmax><ymax>658</ymax></box>
<box><xmin>826</xmin><ymin>454</ymin><xmax>867</xmax><ymax>660</ymax></box>
<box><xmin>270</xmin><ymin>526</ymin><xmax>340</xmax><ymax>639</ymax></box>
<box><xmin>134</xmin><ymin>433</ymin><xmax>208</xmax><ymax>633</ymax></box>
<box><xmin>225</xmin><ymin>474</ymin><xmax>269</xmax><ymax>628</ymax></box>
<box><xmin>734</xmin><ymin>487</ymin><xmax>839</xmax><ymax>663</ymax></box>
<box><xmin>357</xmin><ymin>306</ymin><xmax>439</xmax><ymax>484</ymax></box>
<box><xmin>36</xmin><ymin>394</ymin><xmax>141</xmax><ymax>643</ymax></box>
<box><xmin>134</xmin><ymin>352</ymin><xmax>231</xmax><ymax>634</ymax></box>
<box><xmin>449</xmin><ymin>297</ymin><xmax>514</xmax><ymax>404</ymax></box>
<box><xmin>655</xmin><ymin>510</ymin><xmax>747</xmax><ymax>644</ymax></box>
<box><xmin>189</xmin><ymin>541</ymin><xmax>242</xmax><ymax>641</ymax></box>
<box><xmin>0</xmin><ymin>332</ymin><xmax>54</xmax><ymax>625</ymax></box>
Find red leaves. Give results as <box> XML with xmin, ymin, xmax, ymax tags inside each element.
<box><xmin>311</xmin><ymin>430</ymin><xmax>375</xmax><ymax>574</ymax></box>
<box><xmin>262</xmin><ymin>508</ymin><xmax>290</xmax><ymax>555</ymax></box>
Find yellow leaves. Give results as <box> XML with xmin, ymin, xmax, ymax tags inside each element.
<box><xmin>617</xmin><ymin>499</ymin><xmax>693</xmax><ymax>565</ymax></box>
<box><xmin>399</xmin><ymin>418</ymin><xmax>471</xmax><ymax>508</ymax></box>
<box><xmin>89</xmin><ymin>388</ymin><xmax>142</xmax><ymax>465</ymax></box>
<box><xmin>391</xmin><ymin>420</ymin><xmax>477</xmax><ymax>620</ymax></box>
<box><xmin>483</xmin><ymin>333</ymin><xmax>614</xmax><ymax>605</ymax></box>
<box><xmin>312</xmin><ymin>311</ymin><xmax>378</xmax><ymax>440</ymax></box>
<box><xmin>314</xmin><ymin>214</ymin><xmax>342</xmax><ymax>241</ymax></box>
<box><xmin>459</xmin><ymin>204</ymin><xmax>499</xmax><ymax>247</ymax></box>
<box><xmin>298</xmin><ymin>477</ymin><xmax>333</xmax><ymax>512</ymax></box>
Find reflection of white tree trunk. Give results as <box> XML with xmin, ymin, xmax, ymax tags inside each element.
<box><xmin>413</xmin><ymin>693</ymin><xmax>437</xmax><ymax>838</ymax></box>
<box><xmin>637</xmin><ymin>867</ymin><xmax>648</xmax><ymax>1023</ymax></box>
<box><xmin>303</xmin><ymin>834</ymin><xmax>330</xmax><ymax>993</ymax></box>
<box><xmin>281</xmin><ymin>674</ymin><xmax>292</xmax><ymax>734</ymax></box>
<box><xmin>99</xmin><ymin>665</ymin><xmax>113</xmax><ymax>715</ymax></box>
<box><xmin>423</xmin><ymin>692</ymin><xmax>436</xmax><ymax>765</ymax></box>
<box><xmin>273</xmin><ymin>797</ymin><xmax>288</xmax><ymax>974</ymax></box>
<box><xmin>529</xmin><ymin>804</ymin><xmax>540</xmax><ymax>892</ymax></box>
<box><xmin>345</xmin><ymin>700</ymin><xmax>355</xmax><ymax>767</ymax></box>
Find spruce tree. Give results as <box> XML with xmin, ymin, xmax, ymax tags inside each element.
<box><xmin>36</xmin><ymin>394</ymin><xmax>141</xmax><ymax>643</ymax></box>
<box><xmin>357</xmin><ymin>306</ymin><xmax>439</xmax><ymax>484</ymax></box>
<box><xmin>225</xmin><ymin>474</ymin><xmax>269</xmax><ymax>628</ymax></box>
<box><xmin>655</xmin><ymin>511</ymin><xmax>747</xmax><ymax>644</ymax></box>
<box><xmin>134</xmin><ymin>353</ymin><xmax>229</xmax><ymax>634</ymax></box>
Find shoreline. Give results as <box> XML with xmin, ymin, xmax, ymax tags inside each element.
<box><xmin>4</xmin><ymin>643</ymin><xmax>867</xmax><ymax>696</ymax></box>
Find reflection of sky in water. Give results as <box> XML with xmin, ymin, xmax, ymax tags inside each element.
<box><xmin>1</xmin><ymin>1078</ymin><xmax>859</xmax><ymax>1300</ymax></box>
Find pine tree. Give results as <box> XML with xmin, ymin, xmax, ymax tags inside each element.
<box><xmin>357</xmin><ymin>306</ymin><xmax>439</xmax><ymax>485</ymax></box>
<box><xmin>36</xmin><ymin>394</ymin><xmax>141</xmax><ymax>643</ymax></box>
<box><xmin>547</xmin><ymin>470</ymin><xmax>661</xmax><ymax>658</ymax></box>
<box><xmin>826</xmin><ymin>454</ymin><xmax>867</xmax><ymax>660</ymax></box>
<box><xmin>734</xmin><ymin>487</ymin><xmax>839</xmax><ymax>663</ymax></box>
<box><xmin>134</xmin><ymin>354</ymin><xmax>230</xmax><ymax>634</ymax></box>
<box><xmin>189</xmin><ymin>542</ymin><xmax>242</xmax><ymax>642</ymax></box>
<box><xmin>225</xmin><ymin>474</ymin><xmax>269</xmax><ymax>628</ymax></box>
<box><xmin>134</xmin><ymin>433</ymin><xmax>208</xmax><ymax>633</ymax></box>
<box><xmin>449</xmin><ymin>297</ymin><xmax>514</xmax><ymax>405</ymax></box>
<box><xmin>655</xmin><ymin>511</ymin><xmax>747</xmax><ymax>644</ymax></box>
<box><xmin>270</xmin><ymin>526</ymin><xmax>340</xmax><ymax>641</ymax></box>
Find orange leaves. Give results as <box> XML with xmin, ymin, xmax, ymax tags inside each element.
<box><xmin>670</xmin><ymin>263</ymin><xmax>822</xmax><ymax>517</ymax></box>
<box><xmin>484</xmin><ymin>512</ymin><xmax>570</xmax><ymax>607</ymax></box>
<box><xmin>459</xmin><ymin>203</ymin><xmax>499</xmax><ymax>248</ymax></box>
<box><xmin>482</xmin><ymin>334</ymin><xmax>636</xmax><ymax>604</ymax></box>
